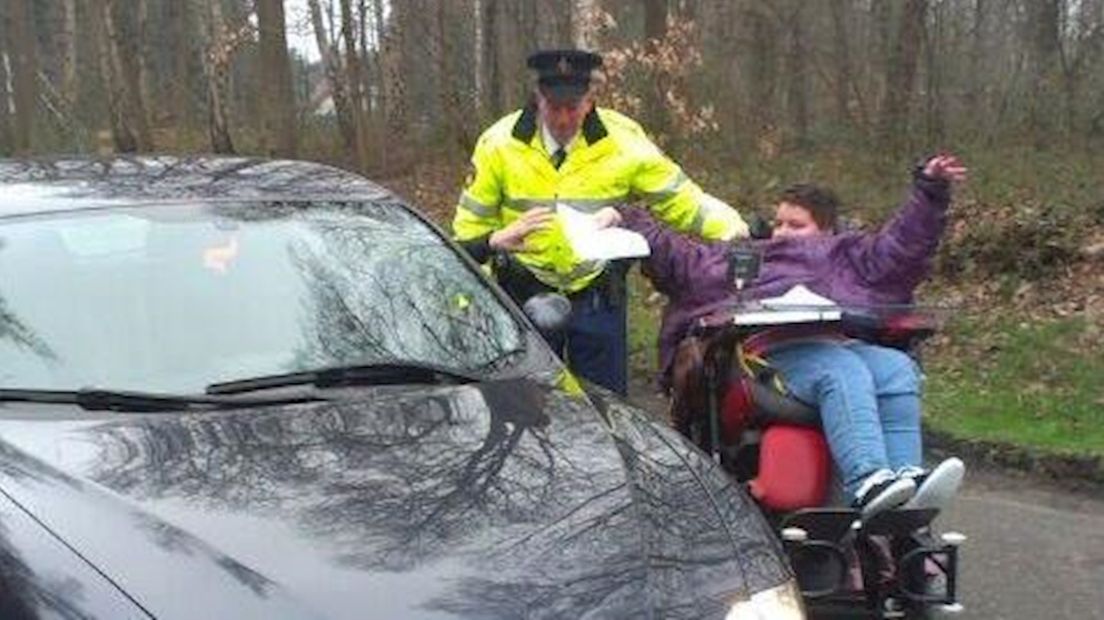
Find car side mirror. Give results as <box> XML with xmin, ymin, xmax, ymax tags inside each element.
<box><xmin>523</xmin><ymin>293</ymin><xmax>572</xmax><ymax>339</ymax></box>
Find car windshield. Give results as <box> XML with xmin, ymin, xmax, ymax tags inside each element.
<box><xmin>0</xmin><ymin>201</ymin><xmax>526</xmax><ymax>393</ymax></box>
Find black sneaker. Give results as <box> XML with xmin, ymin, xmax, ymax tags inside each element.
<box><xmin>853</xmin><ymin>469</ymin><xmax>916</xmax><ymax>517</ymax></box>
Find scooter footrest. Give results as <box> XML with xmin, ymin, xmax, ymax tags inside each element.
<box><xmin>786</xmin><ymin>539</ymin><xmax>851</xmax><ymax>599</ymax></box>
<box><xmin>896</xmin><ymin>542</ymin><xmax>961</xmax><ymax>606</ymax></box>
<box><xmin>861</xmin><ymin>507</ymin><xmax>940</xmax><ymax>536</ymax></box>
<box><xmin>779</xmin><ymin>508</ymin><xmax>859</xmax><ymax>542</ymax></box>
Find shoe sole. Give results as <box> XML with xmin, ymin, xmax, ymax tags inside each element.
<box><xmin>861</xmin><ymin>478</ymin><xmax>916</xmax><ymax>518</ymax></box>
<box><xmin>905</xmin><ymin>457</ymin><xmax>966</xmax><ymax>510</ymax></box>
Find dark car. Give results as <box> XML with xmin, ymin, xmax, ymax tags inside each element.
<box><xmin>0</xmin><ymin>157</ymin><xmax>802</xmax><ymax>619</ymax></box>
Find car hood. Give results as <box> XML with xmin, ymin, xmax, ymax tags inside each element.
<box><xmin>0</xmin><ymin>378</ymin><xmax>789</xmax><ymax>619</ymax></box>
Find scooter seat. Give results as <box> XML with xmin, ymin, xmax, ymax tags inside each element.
<box><xmin>746</xmin><ymin>380</ymin><xmax>820</xmax><ymax>427</ymax></box>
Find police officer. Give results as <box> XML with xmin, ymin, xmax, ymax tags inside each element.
<box><xmin>453</xmin><ymin>48</ymin><xmax>747</xmax><ymax>395</ymax></box>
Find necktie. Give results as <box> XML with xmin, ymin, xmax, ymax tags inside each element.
<box><xmin>551</xmin><ymin>148</ymin><xmax>566</xmax><ymax>170</ymax></box>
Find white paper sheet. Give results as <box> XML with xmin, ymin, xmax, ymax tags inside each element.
<box><xmin>557</xmin><ymin>204</ymin><xmax>651</xmax><ymax>261</ymax></box>
<box><xmin>734</xmin><ymin>285</ymin><xmax>842</xmax><ymax>325</ymax></box>
<box><xmin>759</xmin><ymin>285</ymin><xmax>839</xmax><ymax>309</ymax></box>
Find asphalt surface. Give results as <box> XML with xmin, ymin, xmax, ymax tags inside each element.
<box><xmin>935</xmin><ymin>466</ymin><xmax>1104</xmax><ymax>619</ymax></box>
<box><xmin>625</xmin><ymin>382</ymin><xmax>1104</xmax><ymax>620</ymax></box>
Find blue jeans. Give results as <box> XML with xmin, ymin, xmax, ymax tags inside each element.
<box><xmin>765</xmin><ymin>341</ymin><xmax>923</xmax><ymax>498</ymax></box>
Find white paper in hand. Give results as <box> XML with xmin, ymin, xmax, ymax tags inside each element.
<box><xmin>557</xmin><ymin>204</ymin><xmax>650</xmax><ymax>261</ymax></box>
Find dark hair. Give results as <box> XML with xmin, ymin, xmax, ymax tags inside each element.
<box><xmin>779</xmin><ymin>183</ymin><xmax>840</xmax><ymax>231</ymax></box>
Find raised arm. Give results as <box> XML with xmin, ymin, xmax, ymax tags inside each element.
<box><xmin>844</xmin><ymin>155</ymin><xmax>967</xmax><ymax>288</ymax></box>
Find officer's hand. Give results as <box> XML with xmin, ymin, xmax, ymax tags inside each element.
<box><xmin>489</xmin><ymin>208</ymin><xmax>555</xmax><ymax>252</ymax></box>
<box><xmin>592</xmin><ymin>207</ymin><xmax>623</xmax><ymax>229</ymax></box>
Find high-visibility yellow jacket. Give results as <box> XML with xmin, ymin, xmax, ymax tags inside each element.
<box><xmin>453</xmin><ymin>104</ymin><xmax>747</xmax><ymax>293</ymax></box>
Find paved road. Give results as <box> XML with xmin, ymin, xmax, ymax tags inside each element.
<box><xmin>625</xmin><ymin>383</ymin><xmax>1104</xmax><ymax>620</ymax></box>
<box><xmin>935</xmin><ymin>466</ymin><xmax>1104</xmax><ymax>619</ymax></box>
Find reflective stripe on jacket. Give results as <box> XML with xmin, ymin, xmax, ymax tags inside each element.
<box><xmin>453</xmin><ymin>102</ymin><xmax>747</xmax><ymax>293</ymax></box>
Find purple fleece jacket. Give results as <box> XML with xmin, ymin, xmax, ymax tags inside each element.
<box><xmin>621</xmin><ymin>176</ymin><xmax>952</xmax><ymax>384</ymax></box>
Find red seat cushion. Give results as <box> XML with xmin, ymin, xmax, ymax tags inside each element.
<box><xmin>749</xmin><ymin>425</ymin><xmax>832</xmax><ymax>512</ymax></box>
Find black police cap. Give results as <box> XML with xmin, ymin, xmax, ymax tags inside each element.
<box><xmin>527</xmin><ymin>49</ymin><xmax>603</xmax><ymax>102</ymax></box>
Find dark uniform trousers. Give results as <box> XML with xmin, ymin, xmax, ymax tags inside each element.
<box><xmin>496</xmin><ymin>256</ymin><xmax>629</xmax><ymax>395</ymax></box>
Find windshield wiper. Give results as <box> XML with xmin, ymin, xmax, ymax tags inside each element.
<box><xmin>206</xmin><ymin>361</ymin><xmax>484</xmax><ymax>396</ymax></box>
<box><xmin>0</xmin><ymin>388</ymin><xmax>328</xmax><ymax>413</ymax></box>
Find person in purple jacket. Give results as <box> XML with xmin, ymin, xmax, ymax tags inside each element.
<box><xmin>623</xmin><ymin>154</ymin><xmax>968</xmax><ymax>516</ymax></box>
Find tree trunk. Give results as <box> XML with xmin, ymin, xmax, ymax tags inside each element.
<box><xmin>967</xmin><ymin>0</ymin><xmax>987</xmax><ymax>114</ymax></box>
<box><xmin>339</xmin><ymin>0</ymin><xmax>368</xmax><ymax>169</ymax></box>
<box><xmin>59</xmin><ymin>0</ymin><xmax>78</xmax><ymax>106</ymax></box>
<box><xmin>136</xmin><ymin>0</ymin><xmax>153</xmax><ymax>132</ymax></box>
<box><xmin>257</xmin><ymin>0</ymin><xmax>298</xmax><ymax>157</ymax></box>
<box><xmin>474</xmin><ymin>0</ymin><xmax>484</xmax><ymax>118</ymax></box>
<box><xmin>381</xmin><ymin>1</ymin><xmax>409</xmax><ymax>144</ymax></box>
<box><xmin>923</xmin><ymin>0</ymin><xmax>946</xmax><ymax>144</ymax></box>
<box><xmin>745</xmin><ymin>7</ymin><xmax>780</xmax><ymax>139</ymax></box>
<box><xmin>1026</xmin><ymin>0</ymin><xmax>1061</xmax><ymax>141</ymax></box>
<box><xmin>6</xmin><ymin>0</ymin><xmax>36</xmax><ymax>154</ymax></box>
<box><xmin>572</xmin><ymin>0</ymin><xmax>598</xmax><ymax>49</ymax></box>
<box><xmin>644</xmin><ymin>0</ymin><xmax>668</xmax><ymax>41</ymax></box>
<box><xmin>93</xmin><ymin>2</ymin><xmax>132</xmax><ymax>151</ymax></box>
<box><xmin>785</xmin><ymin>2</ymin><xmax>810</xmax><ymax>148</ymax></box>
<box><xmin>307</xmin><ymin>0</ymin><xmax>355</xmax><ymax>155</ymax></box>
<box><xmin>168</xmin><ymin>0</ymin><xmax>193</xmax><ymax>132</ymax></box>
<box><xmin>196</xmin><ymin>0</ymin><xmax>235</xmax><ymax>153</ymax></box>
<box><xmin>95</xmin><ymin>0</ymin><xmax>153</xmax><ymax>151</ymax></box>
<box><xmin>356</xmin><ymin>0</ymin><xmax>372</xmax><ymax>118</ymax></box>
<box><xmin>94</xmin><ymin>0</ymin><xmax>138</xmax><ymax>152</ymax></box>
<box><xmin>880</xmin><ymin>0</ymin><xmax>927</xmax><ymax>152</ymax></box>
<box><xmin>0</xmin><ymin>34</ymin><xmax>12</xmax><ymax>155</ymax></box>
<box><xmin>485</xmin><ymin>0</ymin><xmax>503</xmax><ymax>116</ymax></box>
<box><xmin>434</xmin><ymin>1</ymin><xmax>472</xmax><ymax>151</ymax></box>
<box><xmin>829</xmin><ymin>0</ymin><xmax>865</xmax><ymax>129</ymax></box>
<box><xmin>642</xmin><ymin>0</ymin><xmax>670</xmax><ymax>136</ymax></box>
<box><xmin>371</xmin><ymin>0</ymin><xmax>387</xmax><ymax>122</ymax></box>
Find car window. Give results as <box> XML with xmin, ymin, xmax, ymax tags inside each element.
<box><xmin>0</xmin><ymin>201</ymin><xmax>526</xmax><ymax>393</ymax></box>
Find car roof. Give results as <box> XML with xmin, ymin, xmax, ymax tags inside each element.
<box><xmin>0</xmin><ymin>156</ymin><xmax>398</xmax><ymax>218</ymax></box>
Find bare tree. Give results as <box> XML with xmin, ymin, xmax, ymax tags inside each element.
<box><xmin>257</xmin><ymin>0</ymin><xmax>298</xmax><ymax>157</ymax></box>
<box><xmin>5</xmin><ymin>0</ymin><xmax>36</xmax><ymax>154</ymax></box>
<box><xmin>829</xmin><ymin>0</ymin><xmax>865</xmax><ymax>129</ymax></box>
<box><xmin>1</xmin><ymin>0</ymin><xmax>1103</xmax><ymax>162</ymax></box>
<box><xmin>59</xmin><ymin>0</ymin><xmax>78</xmax><ymax>106</ymax></box>
<box><xmin>880</xmin><ymin>0</ymin><xmax>928</xmax><ymax>152</ymax></box>
<box><xmin>1020</xmin><ymin>0</ymin><xmax>1060</xmax><ymax>142</ymax></box>
<box><xmin>308</xmin><ymin>0</ymin><xmax>356</xmax><ymax>157</ymax></box>
<box><xmin>783</xmin><ymin>1</ymin><xmax>810</xmax><ymax>147</ymax></box>
<box><xmin>967</xmin><ymin>0</ymin><xmax>988</xmax><ymax>114</ymax></box>
<box><xmin>136</xmin><ymin>0</ymin><xmax>153</xmax><ymax>132</ymax></box>
<box><xmin>0</xmin><ymin>31</ymin><xmax>11</xmax><ymax>155</ymax></box>
<box><xmin>195</xmin><ymin>0</ymin><xmax>237</xmax><ymax>153</ymax></box>
<box><xmin>339</xmin><ymin>0</ymin><xmax>369</xmax><ymax>169</ymax></box>
<box><xmin>166</xmin><ymin>0</ymin><xmax>195</xmax><ymax>133</ymax></box>
<box><xmin>573</xmin><ymin>0</ymin><xmax>599</xmax><ymax>49</ymax></box>
<box><xmin>742</xmin><ymin>5</ymin><xmax>781</xmax><ymax>143</ymax></box>
<box><xmin>94</xmin><ymin>0</ymin><xmax>153</xmax><ymax>152</ymax></box>
<box><xmin>474</xmin><ymin>0</ymin><xmax>484</xmax><ymax>118</ymax></box>
<box><xmin>644</xmin><ymin>0</ymin><xmax>668</xmax><ymax>41</ymax></box>
<box><xmin>379</xmin><ymin>0</ymin><xmax>411</xmax><ymax>166</ymax></box>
